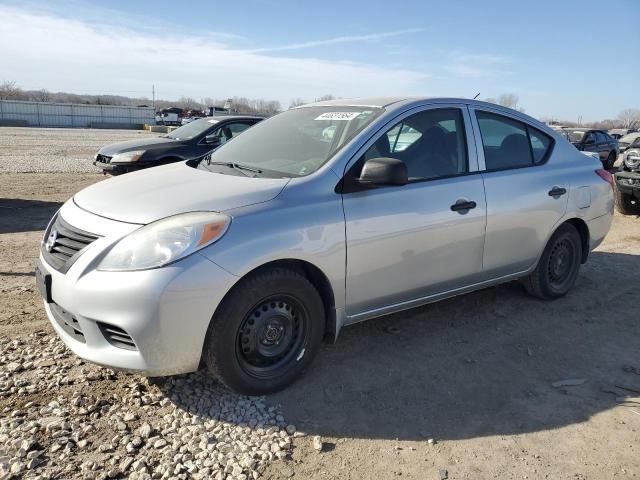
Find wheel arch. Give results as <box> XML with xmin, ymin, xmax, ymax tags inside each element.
<box><xmin>210</xmin><ymin>259</ymin><xmax>338</xmax><ymax>347</ymax></box>
<box><xmin>563</xmin><ymin>217</ymin><xmax>590</xmax><ymax>263</ymax></box>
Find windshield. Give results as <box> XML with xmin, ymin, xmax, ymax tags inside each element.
<box><xmin>167</xmin><ymin>118</ymin><xmax>218</xmax><ymax>140</ymax></box>
<box><xmin>198</xmin><ymin>106</ymin><xmax>383</xmax><ymax>177</ymax></box>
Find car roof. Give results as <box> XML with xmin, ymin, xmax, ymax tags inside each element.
<box><xmin>301</xmin><ymin>96</ymin><xmax>550</xmax><ymax>131</ymax></box>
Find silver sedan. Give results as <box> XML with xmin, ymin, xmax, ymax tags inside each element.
<box><xmin>36</xmin><ymin>97</ymin><xmax>614</xmax><ymax>394</ymax></box>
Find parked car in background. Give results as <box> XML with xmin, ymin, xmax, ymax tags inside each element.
<box><xmin>38</xmin><ymin>97</ymin><xmax>613</xmax><ymax>394</ymax></box>
<box><xmin>609</xmin><ymin>128</ymin><xmax>638</xmax><ymax>140</ymax></box>
<box><xmin>558</xmin><ymin>128</ymin><xmax>619</xmax><ymax>169</ymax></box>
<box><xmin>614</xmin><ymin>143</ymin><xmax>640</xmax><ymax>215</ymax></box>
<box><xmin>155</xmin><ymin>107</ymin><xmax>183</xmax><ymax>126</ymax></box>
<box><xmin>94</xmin><ymin>116</ymin><xmax>263</xmax><ymax>175</ymax></box>
<box><xmin>617</xmin><ymin>132</ymin><xmax>640</xmax><ymax>154</ymax></box>
<box><xmin>180</xmin><ymin>109</ymin><xmax>205</xmax><ymax>125</ymax></box>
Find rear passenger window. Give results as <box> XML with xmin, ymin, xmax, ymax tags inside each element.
<box><xmin>476</xmin><ymin>111</ymin><xmax>553</xmax><ymax>170</ymax></box>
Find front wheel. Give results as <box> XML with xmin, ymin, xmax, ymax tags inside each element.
<box><xmin>522</xmin><ymin>223</ymin><xmax>582</xmax><ymax>300</ymax></box>
<box><xmin>605</xmin><ymin>151</ymin><xmax>616</xmax><ymax>170</ymax></box>
<box><xmin>203</xmin><ymin>268</ymin><xmax>325</xmax><ymax>395</ymax></box>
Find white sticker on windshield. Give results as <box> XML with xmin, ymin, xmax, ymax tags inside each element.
<box><xmin>208</xmin><ymin>119</ymin><xmax>220</xmax><ymax>124</ymax></box>
<box><xmin>314</xmin><ymin>112</ymin><xmax>361</xmax><ymax>121</ymax></box>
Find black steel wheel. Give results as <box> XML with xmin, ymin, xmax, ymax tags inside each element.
<box><xmin>236</xmin><ymin>296</ymin><xmax>309</xmax><ymax>379</ymax></box>
<box><xmin>203</xmin><ymin>267</ymin><xmax>325</xmax><ymax>395</ymax></box>
<box><xmin>522</xmin><ymin>223</ymin><xmax>582</xmax><ymax>300</ymax></box>
<box><xmin>546</xmin><ymin>237</ymin><xmax>576</xmax><ymax>291</ymax></box>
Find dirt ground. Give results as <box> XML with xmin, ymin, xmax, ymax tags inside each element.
<box><xmin>1</xmin><ymin>144</ymin><xmax>639</xmax><ymax>478</ymax></box>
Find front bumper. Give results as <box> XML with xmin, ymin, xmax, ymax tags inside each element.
<box><xmin>93</xmin><ymin>160</ymin><xmax>146</xmax><ymax>174</ymax></box>
<box><xmin>37</xmin><ymin>202</ymin><xmax>238</xmax><ymax>376</ymax></box>
<box><xmin>615</xmin><ymin>171</ymin><xmax>640</xmax><ymax>198</ymax></box>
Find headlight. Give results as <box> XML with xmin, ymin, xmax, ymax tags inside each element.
<box><xmin>97</xmin><ymin>212</ymin><xmax>231</xmax><ymax>271</ymax></box>
<box><xmin>111</xmin><ymin>150</ymin><xmax>146</xmax><ymax>163</ymax></box>
<box><xmin>624</xmin><ymin>150</ymin><xmax>640</xmax><ymax>169</ymax></box>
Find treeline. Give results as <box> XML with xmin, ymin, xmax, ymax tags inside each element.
<box><xmin>0</xmin><ymin>81</ymin><xmax>282</xmax><ymax>114</ymax></box>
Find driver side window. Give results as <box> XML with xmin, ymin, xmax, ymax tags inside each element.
<box><xmin>362</xmin><ymin>108</ymin><xmax>468</xmax><ymax>181</ymax></box>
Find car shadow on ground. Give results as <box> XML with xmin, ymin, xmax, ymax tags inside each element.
<box><xmin>162</xmin><ymin>251</ymin><xmax>640</xmax><ymax>443</ymax></box>
<box><xmin>0</xmin><ymin>198</ymin><xmax>62</xmax><ymax>234</ymax></box>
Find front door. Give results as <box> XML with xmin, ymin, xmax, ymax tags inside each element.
<box><xmin>341</xmin><ymin>106</ymin><xmax>487</xmax><ymax>319</ymax></box>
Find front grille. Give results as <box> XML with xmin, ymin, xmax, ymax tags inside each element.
<box><xmin>95</xmin><ymin>154</ymin><xmax>112</xmax><ymax>164</ymax></box>
<box><xmin>50</xmin><ymin>302</ymin><xmax>85</xmax><ymax>343</ymax></box>
<box><xmin>42</xmin><ymin>216</ymin><xmax>100</xmax><ymax>273</ymax></box>
<box><xmin>97</xmin><ymin>323</ymin><xmax>137</xmax><ymax>351</ymax></box>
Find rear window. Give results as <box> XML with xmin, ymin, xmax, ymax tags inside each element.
<box><xmin>476</xmin><ymin>111</ymin><xmax>553</xmax><ymax>170</ymax></box>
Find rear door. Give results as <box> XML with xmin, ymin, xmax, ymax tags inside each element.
<box><xmin>469</xmin><ymin>106</ymin><xmax>568</xmax><ymax>278</ymax></box>
<box><xmin>341</xmin><ymin>105</ymin><xmax>487</xmax><ymax>319</ymax></box>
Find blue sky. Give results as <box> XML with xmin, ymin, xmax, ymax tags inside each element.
<box><xmin>0</xmin><ymin>0</ymin><xmax>638</xmax><ymax>122</ymax></box>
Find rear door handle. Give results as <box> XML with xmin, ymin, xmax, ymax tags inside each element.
<box><xmin>450</xmin><ymin>199</ymin><xmax>477</xmax><ymax>212</ymax></box>
<box><xmin>548</xmin><ymin>187</ymin><xmax>567</xmax><ymax>197</ymax></box>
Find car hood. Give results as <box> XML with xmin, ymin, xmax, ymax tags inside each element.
<box><xmin>73</xmin><ymin>162</ymin><xmax>290</xmax><ymax>224</ymax></box>
<box><xmin>98</xmin><ymin>137</ymin><xmax>177</xmax><ymax>156</ymax></box>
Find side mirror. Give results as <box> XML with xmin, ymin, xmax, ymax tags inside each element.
<box><xmin>358</xmin><ymin>157</ymin><xmax>408</xmax><ymax>187</ymax></box>
<box><xmin>204</xmin><ymin>134</ymin><xmax>221</xmax><ymax>145</ymax></box>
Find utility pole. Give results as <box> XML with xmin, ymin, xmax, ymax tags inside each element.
<box><xmin>152</xmin><ymin>85</ymin><xmax>155</xmax><ymax>111</ymax></box>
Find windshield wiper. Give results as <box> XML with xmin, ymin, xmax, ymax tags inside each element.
<box><xmin>207</xmin><ymin>161</ymin><xmax>263</xmax><ymax>176</ymax></box>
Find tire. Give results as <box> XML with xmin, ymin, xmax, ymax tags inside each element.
<box><xmin>605</xmin><ymin>151</ymin><xmax>616</xmax><ymax>170</ymax></box>
<box><xmin>615</xmin><ymin>186</ymin><xmax>640</xmax><ymax>215</ymax></box>
<box><xmin>203</xmin><ymin>267</ymin><xmax>325</xmax><ymax>395</ymax></box>
<box><xmin>522</xmin><ymin>223</ymin><xmax>582</xmax><ymax>300</ymax></box>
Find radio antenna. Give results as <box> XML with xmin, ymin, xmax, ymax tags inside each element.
<box><xmin>473</xmin><ymin>92</ymin><xmax>480</xmax><ymax>99</ymax></box>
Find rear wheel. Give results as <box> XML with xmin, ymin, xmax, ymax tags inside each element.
<box><xmin>615</xmin><ymin>186</ymin><xmax>640</xmax><ymax>215</ymax></box>
<box><xmin>605</xmin><ymin>151</ymin><xmax>616</xmax><ymax>170</ymax></box>
<box><xmin>203</xmin><ymin>268</ymin><xmax>325</xmax><ymax>395</ymax></box>
<box><xmin>522</xmin><ymin>223</ymin><xmax>582</xmax><ymax>300</ymax></box>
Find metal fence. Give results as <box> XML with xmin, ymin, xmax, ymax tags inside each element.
<box><xmin>0</xmin><ymin>100</ymin><xmax>155</xmax><ymax>128</ymax></box>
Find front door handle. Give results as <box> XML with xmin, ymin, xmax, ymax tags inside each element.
<box><xmin>450</xmin><ymin>199</ymin><xmax>477</xmax><ymax>212</ymax></box>
<box><xmin>548</xmin><ymin>187</ymin><xmax>567</xmax><ymax>197</ymax></box>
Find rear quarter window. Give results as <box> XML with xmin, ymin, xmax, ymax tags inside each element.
<box><xmin>528</xmin><ymin>127</ymin><xmax>553</xmax><ymax>164</ymax></box>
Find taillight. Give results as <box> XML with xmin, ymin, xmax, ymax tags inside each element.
<box><xmin>595</xmin><ymin>169</ymin><xmax>614</xmax><ymax>189</ymax></box>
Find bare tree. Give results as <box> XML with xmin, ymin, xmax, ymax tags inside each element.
<box><xmin>178</xmin><ymin>97</ymin><xmax>201</xmax><ymax>110</ymax></box>
<box><xmin>0</xmin><ymin>80</ymin><xmax>22</xmax><ymax>100</ymax></box>
<box><xmin>484</xmin><ymin>93</ymin><xmax>525</xmax><ymax>112</ymax></box>
<box><xmin>617</xmin><ymin>109</ymin><xmax>640</xmax><ymax>130</ymax></box>
<box><xmin>31</xmin><ymin>89</ymin><xmax>51</xmax><ymax>102</ymax></box>
<box><xmin>264</xmin><ymin>100</ymin><xmax>281</xmax><ymax>114</ymax></box>
<box><xmin>316</xmin><ymin>94</ymin><xmax>335</xmax><ymax>102</ymax></box>
<box><xmin>289</xmin><ymin>98</ymin><xmax>305</xmax><ymax>109</ymax></box>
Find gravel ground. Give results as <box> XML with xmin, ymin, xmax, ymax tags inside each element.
<box><xmin>1</xmin><ymin>128</ymin><xmax>639</xmax><ymax>480</ymax></box>
<box><xmin>0</xmin><ymin>127</ymin><xmax>154</xmax><ymax>173</ymax></box>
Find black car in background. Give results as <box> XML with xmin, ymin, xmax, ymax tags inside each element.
<box><xmin>94</xmin><ymin>116</ymin><xmax>263</xmax><ymax>175</ymax></box>
<box><xmin>558</xmin><ymin>128</ymin><xmax>619</xmax><ymax>169</ymax></box>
